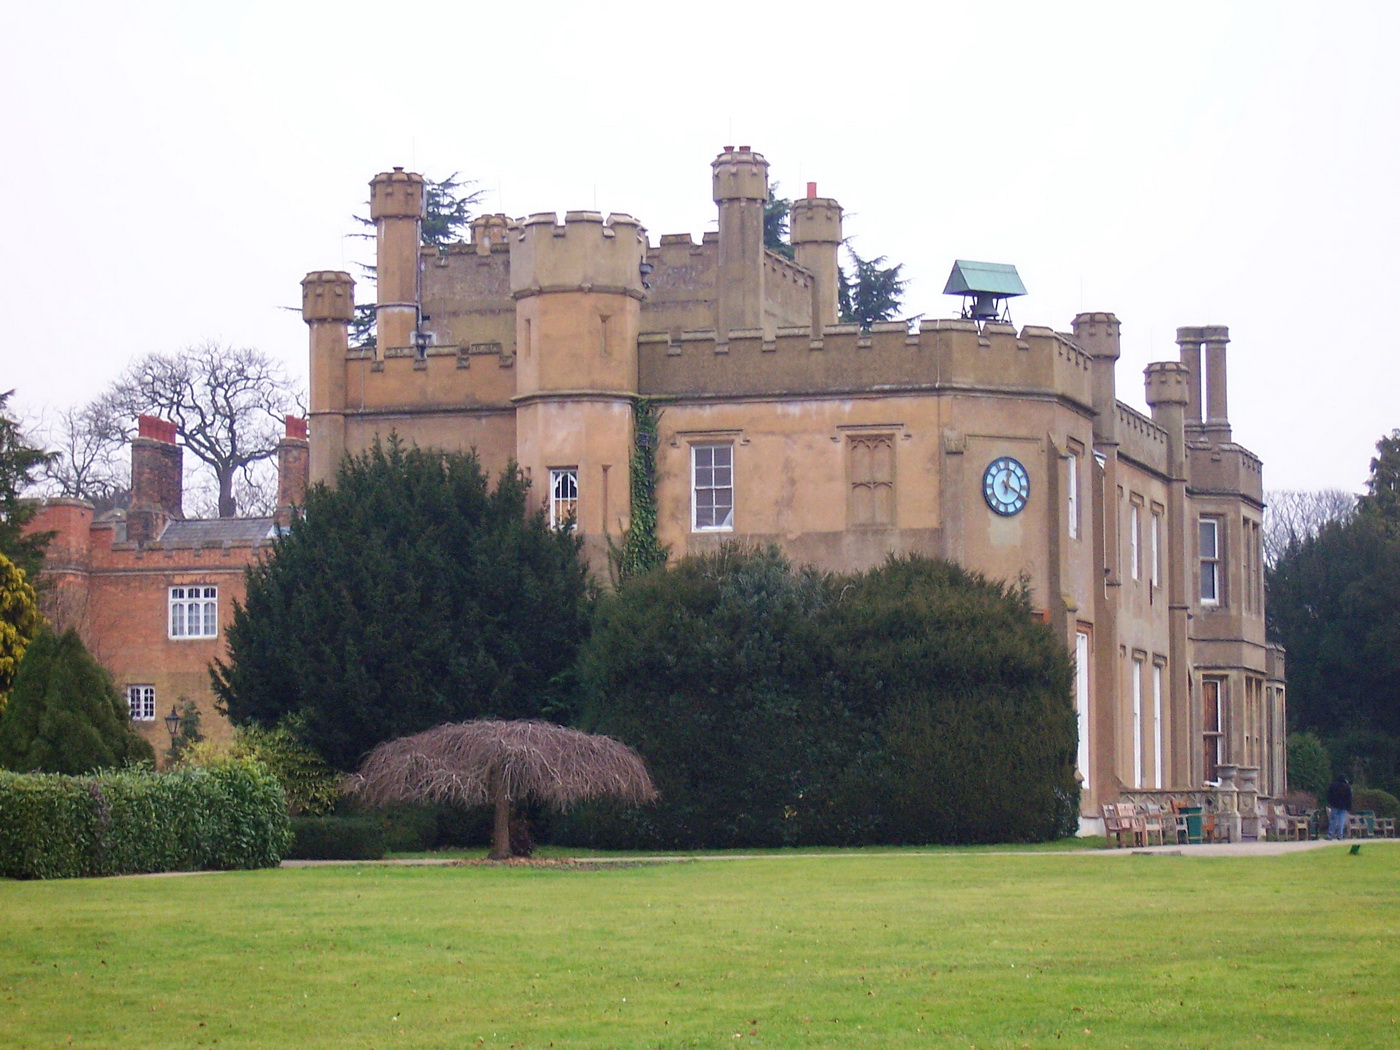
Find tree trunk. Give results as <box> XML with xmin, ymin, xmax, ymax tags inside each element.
<box><xmin>217</xmin><ymin>468</ymin><xmax>237</xmax><ymax>518</ymax></box>
<box><xmin>488</xmin><ymin>776</ymin><xmax>512</xmax><ymax>859</ymax></box>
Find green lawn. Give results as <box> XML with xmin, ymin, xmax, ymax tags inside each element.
<box><xmin>2</xmin><ymin>844</ymin><xmax>1397</xmax><ymax>1049</ymax></box>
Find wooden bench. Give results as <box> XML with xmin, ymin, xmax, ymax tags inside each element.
<box><xmin>1103</xmin><ymin>802</ymin><xmax>1161</xmax><ymax>847</ymax></box>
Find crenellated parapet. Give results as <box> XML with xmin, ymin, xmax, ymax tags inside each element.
<box><xmin>509</xmin><ymin>211</ymin><xmax>647</xmax><ymax>300</ymax></box>
<box><xmin>301</xmin><ymin>271</ymin><xmax>355</xmax><ymax>322</ymax></box>
<box><xmin>369</xmin><ymin>167</ymin><xmax>425</xmax><ymax>220</ymax></box>
<box><xmin>638</xmin><ymin>316</ymin><xmax>1094</xmax><ymax>407</ymax></box>
<box><xmin>711</xmin><ymin>146</ymin><xmax>769</xmax><ymax>203</ymax></box>
<box><xmin>1114</xmin><ymin>402</ymin><xmax>1170</xmax><ymax>477</ymax></box>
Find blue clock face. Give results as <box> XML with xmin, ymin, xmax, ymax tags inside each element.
<box><xmin>983</xmin><ymin>456</ymin><xmax>1030</xmax><ymax>516</ymax></box>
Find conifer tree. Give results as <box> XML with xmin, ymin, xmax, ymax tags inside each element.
<box><xmin>0</xmin><ymin>391</ymin><xmax>55</xmax><ymax>578</ymax></box>
<box><xmin>0</xmin><ymin>627</ymin><xmax>155</xmax><ymax>774</ymax></box>
<box><xmin>214</xmin><ymin>437</ymin><xmax>592</xmax><ymax>769</ymax></box>
<box><xmin>0</xmin><ymin>552</ymin><xmax>42</xmax><ymax>712</ymax></box>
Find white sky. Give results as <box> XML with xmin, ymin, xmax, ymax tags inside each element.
<box><xmin>3</xmin><ymin>0</ymin><xmax>1396</xmax><ymax>492</ymax></box>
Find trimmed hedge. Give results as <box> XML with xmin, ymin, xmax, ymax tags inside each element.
<box><xmin>287</xmin><ymin>816</ymin><xmax>387</xmax><ymax>860</ymax></box>
<box><xmin>0</xmin><ymin>759</ymin><xmax>292</xmax><ymax>879</ymax></box>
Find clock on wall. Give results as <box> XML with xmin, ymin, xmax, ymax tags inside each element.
<box><xmin>983</xmin><ymin>456</ymin><xmax>1030</xmax><ymax>516</ymax></box>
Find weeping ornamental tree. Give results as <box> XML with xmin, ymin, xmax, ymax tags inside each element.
<box><xmin>350</xmin><ymin>720</ymin><xmax>657</xmax><ymax>859</ymax></box>
<box><xmin>213</xmin><ymin>438</ymin><xmax>592</xmax><ymax>770</ymax></box>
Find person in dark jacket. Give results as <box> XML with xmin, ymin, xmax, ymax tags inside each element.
<box><xmin>1326</xmin><ymin>775</ymin><xmax>1353</xmax><ymax>839</ymax></box>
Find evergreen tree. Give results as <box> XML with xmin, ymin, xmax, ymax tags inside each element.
<box><xmin>574</xmin><ymin>548</ymin><xmax>1077</xmax><ymax>848</ymax></box>
<box><xmin>0</xmin><ymin>391</ymin><xmax>55</xmax><ymax>578</ymax></box>
<box><xmin>0</xmin><ymin>627</ymin><xmax>155</xmax><ymax>774</ymax></box>
<box><xmin>1356</xmin><ymin>428</ymin><xmax>1400</xmax><ymax>526</ymax></box>
<box><xmin>0</xmin><ymin>552</ymin><xmax>43</xmax><ymax>711</ymax></box>
<box><xmin>351</xmin><ymin>174</ymin><xmax>484</xmax><ymax>351</ymax></box>
<box><xmin>763</xmin><ymin>184</ymin><xmax>793</xmax><ymax>260</ymax></box>
<box><xmin>838</xmin><ymin>245</ymin><xmax>908</xmax><ymax>329</ymax></box>
<box><xmin>1268</xmin><ymin>430</ymin><xmax>1400</xmax><ymax>794</ymax></box>
<box><xmin>213</xmin><ymin>437</ymin><xmax>592</xmax><ymax>770</ymax></box>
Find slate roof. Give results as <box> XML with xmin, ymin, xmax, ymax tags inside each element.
<box><xmin>156</xmin><ymin>517</ymin><xmax>279</xmax><ymax>546</ymax></box>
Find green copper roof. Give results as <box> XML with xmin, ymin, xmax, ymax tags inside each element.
<box><xmin>943</xmin><ymin>260</ymin><xmax>1027</xmax><ymax>297</ymax></box>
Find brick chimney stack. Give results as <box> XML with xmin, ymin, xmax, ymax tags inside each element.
<box><xmin>276</xmin><ymin>415</ymin><xmax>310</xmax><ymax>527</ymax></box>
<box><xmin>127</xmin><ymin>415</ymin><xmax>183</xmax><ymax>544</ymax></box>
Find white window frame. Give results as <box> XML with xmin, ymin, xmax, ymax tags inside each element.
<box><xmin>1129</xmin><ymin>501</ymin><xmax>1141</xmax><ymax>581</ymax></box>
<box><xmin>169</xmin><ymin>585</ymin><xmax>218</xmax><ymax>639</ymax></box>
<box><xmin>1075</xmin><ymin>630</ymin><xmax>1091</xmax><ymax>783</ymax></box>
<box><xmin>691</xmin><ymin>443</ymin><xmax>734</xmax><ymax>532</ymax></box>
<box><xmin>549</xmin><ymin>468</ymin><xmax>578</xmax><ymax>531</ymax></box>
<box><xmin>1199</xmin><ymin>518</ymin><xmax>1221</xmax><ymax>605</ymax></box>
<box><xmin>127</xmin><ymin>684</ymin><xmax>155</xmax><ymax>722</ymax></box>
<box><xmin>1150</xmin><ymin>510</ymin><xmax>1162</xmax><ymax>589</ymax></box>
<box><xmin>1152</xmin><ymin>661</ymin><xmax>1164</xmax><ymax>790</ymax></box>
<box><xmin>1132</xmin><ymin>655</ymin><xmax>1145</xmax><ymax>788</ymax></box>
<box><xmin>1066</xmin><ymin>450</ymin><xmax>1080</xmax><ymax>540</ymax></box>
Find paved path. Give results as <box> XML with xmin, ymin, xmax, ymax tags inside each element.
<box><xmin>281</xmin><ymin>838</ymin><xmax>1399</xmax><ymax>867</ymax></box>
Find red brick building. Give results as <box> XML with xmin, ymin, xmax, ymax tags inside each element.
<box><xmin>28</xmin><ymin>415</ymin><xmax>308</xmax><ymax>759</ymax></box>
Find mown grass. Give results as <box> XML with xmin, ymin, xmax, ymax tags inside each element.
<box><xmin>2</xmin><ymin>844</ymin><xmax>1396</xmax><ymax>1049</ymax></box>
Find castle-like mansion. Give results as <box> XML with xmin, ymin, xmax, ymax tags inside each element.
<box><xmin>300</xmin><ymin>147</ymin><xmax>1285</xmax><ymax>821</ymax></box>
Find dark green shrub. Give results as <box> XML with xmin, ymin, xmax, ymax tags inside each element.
<box><xmin>571</xmin><ymin>548</ymin><xmax>1077</xmax><ymax>849</ymax></box>
<box><xmin>0</xmin><ymin>760</ymin><xmax>291</xmax><ymax>879</ymax></box>
<box><xmin>287</xmin><ymin>816</ymin><xmax>387</xmax><ymax>860</ymax></box>
<box><xmin>1287</xmin><ymin>732</ymin><xmax>1332</xmax><ymax>798</ymax></box>
<box><xmin>215</xmin><ymin>438</ymin><xmax>592</xmax><ymax>770</ymax></box>
<box><xmin>1352</xmin><ymin>786</ymin><xmax>1400</xmax><ymax>819</ymax></box>
<box><xmin>1326</xmin><ymin>729</ymin><xmax>1400</xmax><ymax>798</ymax></box>
<box><xmin>0</xmin><ymin>627</ymin><xmax>154</xmax><ymax>774</ymax></box>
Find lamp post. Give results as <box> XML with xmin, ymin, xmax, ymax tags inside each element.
<box><xmin>164</xmin><ymin>705</ymin><xmax>182</xmax><ymax>744</ymax></box>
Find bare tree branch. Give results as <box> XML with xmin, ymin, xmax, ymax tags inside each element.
<box><xmin>32</xmin><ymin>399</ymin><xmax>129</xmax><ymax>506</ymax></box>
<box><xmin>1263</xmin><ymin>489</ymin><xmax>1357</xmax><ymax>566</ymax></box>
<box><xmin>105</xmin><ymin>343</ymin><xmax>303</xmax><ymax>517</ymax></box>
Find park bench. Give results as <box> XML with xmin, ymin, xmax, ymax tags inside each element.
<box><xmin>1101</xmin><ymin>803</ymin><xmax>1144</xmax><ymax>848</ymax></box>
<box><xmin>1263</xmin><ymin>802</ymin><xmax>1310</xmax><ymax>841</ymax></box>
<box><xmin>1346</xmin><ymin>811</ymin><xmax>1378</xmax><ymax>838</ymax></box>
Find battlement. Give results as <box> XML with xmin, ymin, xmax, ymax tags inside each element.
<box><xmin>712</xmin><ymin>146</ymin><xmax>769</xmax><ymax>202</ymax></box>
<box><xmin>1115</xmin><ymin>401</ymin><xmax>1169</xmax><ymax>476</ymax></box>
<box><xmin>509</xmin><ymin>211</ymin><xmax>647</xmax><ymax>300</ymax></box>
<box><xmin>791</xmin><ymin>196</ymin><xmax>842</xmax><ymax>244</ymax></box>
<box><xmin>638</xmin><ymin>316</ymin><xmax>1094</xmax><ymax>406</ymax></box>
<box><xmin>302</xmin><ymin>270</ymin><xmax>355</xmax><ymax>323</ymax></box>
<box><xmin>370</xmin><ymin>167</ymin><xmax>425</xmax><ymax>220</ymax></box>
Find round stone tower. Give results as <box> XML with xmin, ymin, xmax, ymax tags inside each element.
<box><xmin>302</xmin><ymin>269</ymin><xmax>354</xmax><ymax>485</ymax></box>
<box><xmin>712</xmin><ymin>146</ymin><xmax>769</xmax><ymax>337</ymax></box>
<box><xmin>370</xmin><ymin>167</ymin><xmax>425</xmax><ymax>353</ymax></box>
<box><xmin>509</xmin><ymin>211</ymin><xmax>647</xmax><ymax>556</ymax></box>
<box><xmin>791</xmin><ymin>185</ymin><xmax>843</xmax><ymax>331</ymax></box>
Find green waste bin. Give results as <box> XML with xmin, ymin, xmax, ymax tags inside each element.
<box><xmin>1180</xmin><ymin>806</ymin><xmax>1203</xmax><ymax>844</ymax></box>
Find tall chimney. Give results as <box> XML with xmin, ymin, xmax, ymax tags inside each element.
<box><xmin>276</xmin><ymin>415</ymin><xmax>310</xmax><ymax>528</ymax></box>
<box><xmin>127</xmin><ymin>415</ymin><xmax>182</xmax><ymax>544</ymax></box>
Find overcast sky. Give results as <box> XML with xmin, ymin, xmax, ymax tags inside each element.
<box><xmin>4</xmin><ymin>1</ymin><xmax>1396</xmax><ymax>492</ymax></box>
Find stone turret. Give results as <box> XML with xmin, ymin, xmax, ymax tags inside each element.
<box><xmin>302</xmin><ymin>269</ymin><xmax>354</xmax><ymax>486</ymax></box>
<box><xmin>510</xmin><ymin>211</ymin><xmax>647</xmax><ymax>556</ymax></box>
<box><xmin>470</xmin><ymin>213</ymin><xmax>510</xmax><ymax>256</ymax></box>
<box><xmin>791</xmin><ymin>183</ymin><xmax>843</xmax><ymax>331</ymax></box>
<box><xmin>370</xmin><ymin>167</ymin><xmax>425</xmax><ymax>354</ymax></box>
<box><xmin>127</xmin><ymin>415</ymin><xmax>183</xmax><ymax>544</ymax></box>
<box><xmin>1072</xmin><ymin>312</ymin><xmax>1122</xmax><ymax>444</ymax></box>
<box><xmin>712</xmin><ymin>146</ymin><xmax>769</xmax><ymax>337</ymax></box>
